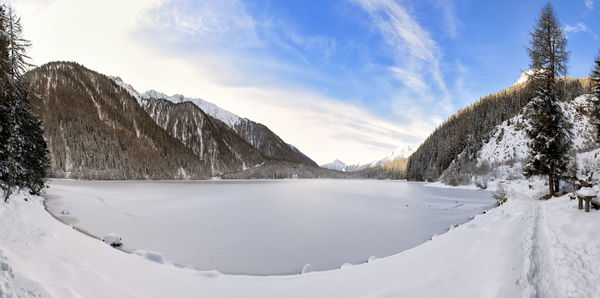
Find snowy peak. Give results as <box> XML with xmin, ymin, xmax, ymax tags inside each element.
<box><xmin>368</xmin><ymin>144</ymin><xmax>417</xmax><ymax>168</ymax></box>
<box><xmin>515</xmin><ymin>70</ymin><xmax>533</xmax><ymax>85</ymax></box>
<box><xmin>513</xmin><ymin>69</ymin><xmax>547</xmax><ymax>86</ymax></box>
<box><xmin>141</xmin><ymin>90</ymin><xmax>317</xmax><ymax>167</ymax></box>
<box><xmin>141</xmin><ymin>90</ymin><xmax>242</xmax><ymax>128</ymax></box>
<box><xmin>110</xmin><ymin>76</ymin><xmax>143</xmax><ymax>106</ymax></box>
<box><xmin>322</xmin><ymin>144</ymin><xmax>417</xmax><ymax>172</ymax></box>
<box><xmin>321</xmin><ymin>159</ymin><xmax>347</xmax><ymax>171</ymax></box>
<box><xmin>385</xmin><ymin>144</ymin><xmax>416</xmax><ymax>161</ymax></box>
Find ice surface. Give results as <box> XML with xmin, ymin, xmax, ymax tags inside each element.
<box><xmin>46</xmin><ymin>179</ymin><xmax>494</xmax><ymax>275</ymax></box>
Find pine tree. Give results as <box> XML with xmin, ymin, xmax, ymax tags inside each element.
<box><xmin>523</xmin><ymin>3</ymin><xmax>573</xmax><ymax>196</ymax></box>
<box><xmin>0</xmin><ymin>5</ymin><xmax>49</xmax><ymax>201</ymax></box>
<box><xmin>591</xmin><ymin>50</ymin><xmax>600</xmax><ymax>141</ymax></box>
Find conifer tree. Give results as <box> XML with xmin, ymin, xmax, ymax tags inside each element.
<box><xmin>523</xmin><ymin>3</ymin><xmax>573</xmax><ymax>196</ymax></box>
<box><xmin>0</xmin><ymin>5</ymin><xmax>48</xmax><ymax>201</ymax></box>
<box><xmin>592</xmin><ymin>50</ymin><xmax>600</xmax><ymax>141</ymax></box>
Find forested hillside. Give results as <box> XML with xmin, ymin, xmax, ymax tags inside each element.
<box><xmin>406</xmin><ymin>77</ymin><xmax>591</xmax><ymax>181</ymax></box>
<box><xmin>141</xmin><ymin>97</ymin><xmax>265</xmax><ymax>176</ymax></box>
<box><xmin>141</xmin><ymin>91</ymin><xmax>318</xmax><ymax>167</ymax></box>
<box><xmin>26</xmin><ymin>62</ymin><xmax>211</xmax><ymax>179</ymax></box>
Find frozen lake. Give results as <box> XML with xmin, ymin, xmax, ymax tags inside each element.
<box><xmin>45</xmin><ymin>179</ymin><xmax>494</xmax><ymax>275</ymax></box>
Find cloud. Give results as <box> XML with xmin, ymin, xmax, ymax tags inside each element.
<box><xmin>350</xmin><ymin>0</ymin><xmax>453</xmax><ymax>119</ymax></box>
<box><xmin>564</xmin><ymin>22</ymin><xmax>598</xmax><ymax>39</ymax></box>
<box><xmin>8</xmin><ymin>0</ymin><xmax>435</xmax><ymax>165</ymax></box>
<box><xmin>433</xmin><ymin>0</ymin><xmax>458</xmax><ymax>39</ymax></box>
<box><xmin>585</xmin><ymin>0</ymin><xmax>594</xmax><ymax>9</ymax></box>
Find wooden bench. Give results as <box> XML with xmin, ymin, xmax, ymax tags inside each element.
<box><xmin>576</xmin><ymin>188</ymin><xmax>599</xmax><ymax>212</ymax></box>
<box><xmin>577</xmin><ymin>194</ymin><xmax>600</xmax><ymax>212</ymax></box>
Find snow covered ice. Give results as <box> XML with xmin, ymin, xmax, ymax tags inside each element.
<box><xmin>44</xmin><ymin>179</ymin><xmax>494</xmax><ymax>275</ymax></box>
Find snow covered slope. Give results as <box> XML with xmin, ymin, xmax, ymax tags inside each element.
<box><xmin>140</xmin><ymin>90</ymin><xmax>317</xmax><ymax>167</ymax></box>
<box><xmin>142</xmin><ymin>90</ymin><xmax>242</xmax><ymax>128</ymax></box>
<box><xmin>3</xmin><ymin>180</ymin><xmax>600</xmax><ymax>297</ymax></box>
<box><xmin>443</xmin><ymin>94</ymin><xmax>599</xmax><ymax>183</ymax></box>
<box><xmin>140</xmin><ymin>97</ymin><xmax>265</xmax><ymax>175</ymax></box>
<box><xmin>27</xmin><ymin>62</ymin><xmax>211</xmax><ymax>180</ymax></box>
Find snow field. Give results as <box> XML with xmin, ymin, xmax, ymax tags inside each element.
<box><xmin>2</xmin><ymin>179</ymin><xmax>599</xmax><ymax>297</ymax></box>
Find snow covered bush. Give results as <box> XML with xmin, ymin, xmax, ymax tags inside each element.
<box><xmin>493</xmin><ymin>183</ymin><xmax>508</xmax><ymax>206</ymax></box>
<box><xmin>474</xmin><ymin>176</ymin><xmax>489</xmax><ymax>189</ymax></box>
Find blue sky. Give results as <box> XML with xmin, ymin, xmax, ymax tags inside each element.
<box><xmin>138</xmin><ymin>0</ymin><xmax>600</xmax><ymax>116</ymax></box>
<box><xmin>12</xmin><ymin>0</ymin><xmax>600</xmax><ymax>164</ymax></box>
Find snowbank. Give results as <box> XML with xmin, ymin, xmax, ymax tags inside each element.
<box><xmin>424</xmin><ymin>181</ymin><xmax>482</xmax><ymax>190</ymax></box>
<box><xmin>133</xmin><ymin>250</ymin><xmax>171</xmax><ymax>265</ymax></box>
<box><xmin>576</xmin><ymin>187</ymin><xmax>598</xmax><ymax>197</ymax></box>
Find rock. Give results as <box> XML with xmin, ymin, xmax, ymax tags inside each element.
<box><xmin>102</xmin><ymin>233</ymin><xmax>123</xmax><ymax>247</ymax></box>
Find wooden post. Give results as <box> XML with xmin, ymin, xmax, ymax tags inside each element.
<box><xmin>585</xmin><ymin>197</ymin><xmax>592</xmax><ymax>213</ymax></box>
<box><xmin>579</xmin><ymin>196</ymin><xmax>584</xmax><ymax>209</ymax></box>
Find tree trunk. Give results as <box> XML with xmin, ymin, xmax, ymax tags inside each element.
<box><xmin>4</xmin><ymin>187</ymin><xmax>11</xmax><ymax>202</ymax></box>
<box><xmin>554</xmin><ymin>177</ymin><xmax>560</xmax><ymax>193</ymax></box>
<box><xmin>549</xmin><ymin>174</ymin><xmax>555</xmax><ymax>196</ymax></box>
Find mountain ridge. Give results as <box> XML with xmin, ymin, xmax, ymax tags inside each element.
<box><xmin>26</xmin><ymin>61</ymin><xmax>321</xmax><ymax>179</ymax></box>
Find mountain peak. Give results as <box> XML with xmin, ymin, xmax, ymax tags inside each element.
<box><xmin>142</xmin><ymin>90</ymin><xmax>242</xmax><ymax>128</ymax></box>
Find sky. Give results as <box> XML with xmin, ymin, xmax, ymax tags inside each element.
<box><xmin>8</xmin><ymin>0</ymin><xmax>600</xmax><ymax>165</ymax></box>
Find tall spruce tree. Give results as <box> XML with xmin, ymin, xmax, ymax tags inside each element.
<box><xmin>592</xmin><ymin>50</ymin><xmax>600</xmax><ymax>141</ymax></box>
<box><xmin>0</xmin><ymin>5</ymin><xmax>48</xmax><ymax>201</ymax></box>
<box><xmin>523</xmin><ymin>3</ymin><xmax>573</xmax><ymax>196</ymax></box>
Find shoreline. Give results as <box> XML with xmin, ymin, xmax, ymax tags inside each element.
<box><xmin>42</xmin><ymin>180</ymin><xmax>496</xmax><ymax>276</ymax></box>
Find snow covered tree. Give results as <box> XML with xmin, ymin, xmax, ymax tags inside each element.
<box><xmin>523</xmin><ymin>3</ymin><xmax>573</xmax><ymax>196</ymax></box>
<box><xmin>591</xmin><ymin>50</ymin><xmax>600</xmax><ymax>141</ymax></box>
<box><xmin>0</xmin><ymin>5</ymin><xmax>48</xmax><ymax>201</ymax></box>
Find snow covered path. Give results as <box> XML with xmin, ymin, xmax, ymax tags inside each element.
<box><xmin>1</xmin><ymin>183</ymin><xmax>600</xmax><ymax>297</ymax></box>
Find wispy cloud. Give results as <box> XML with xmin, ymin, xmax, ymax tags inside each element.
<box><xmin>11</xmin><ymin>0</ymin><xmax>431</xmax><ymax>164</ymax></box>
<box><xmin>350</xmin><ymin>0</ymin><xmax>452</xmax><ymax>118</ymax></box>
<box><xmin>434</xmin><ymin>0</ymin><xmax>458</xmax><ymax>39</ymax></box>
<box><xmin>564</xmin><ymin>22</ymin><xmax>598</xmax><ymax>39</ymax></box>
<box><xmin>585</xmin><ymin>0</ymin><xmax>594</xmax><ymax>10</ymax></box>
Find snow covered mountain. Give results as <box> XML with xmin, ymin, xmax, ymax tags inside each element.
<box><xmin>406</xmin><ymin>76</ymin><xmax>590</xmax><ymax>181</ymax></box>
<box><xmin>139</xmin><ymin>96</ymin><xmax>265</xmax><ymax>175</ymax></box>
<box><xmin>26</xmin><ymin>62</ymin><xmax>319</xmax><ymax>179</ymax></box>
<box><xmin>140</xmin><ymin>90</ymin><xmax>317</xmax><ymax>167</ymax></box>
<box><xmin>26</xmin><ymin>62</ymin><xmax>211</xmax><ymax>179</ymax></box>
<box><xmin>321</xmin><ymin>159</ymin><xmax>347</xmax><ymax>171</ymax></box>
<box><xmin>440</xmin><ymin>92</ymin><xmax>600</xmax><ymax>186</ymax></box>
<box><xmin>141</xmin><ymin>90</ymin><xmax>242</xmax><ymax>128</ymax></box>
<box><xmin>322</xmin><ymin>144</ymin><xmax>417</xmax><ymax>172</ymax></box>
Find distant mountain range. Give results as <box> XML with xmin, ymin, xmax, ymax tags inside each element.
<box><xmin>321</xmin><ymin>145</ymin><xmax>416</xmax><ymax>172</ymax></box>
<box><xmin>26</xmin><ymin>62</ymin><xmax>321</xmax><ymax>180</ymax></box>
